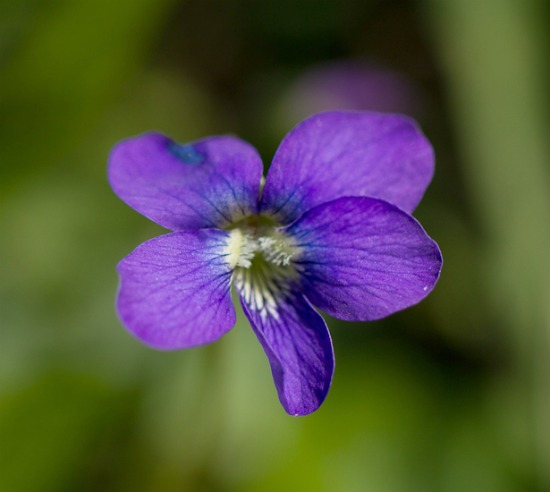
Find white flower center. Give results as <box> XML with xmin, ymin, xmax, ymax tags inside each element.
<box><xmin>223</xmin><ymin>219</ymin><xmax>301</xmax><ymax>319</ymax></box>
<box><xmin>225</xmin><ymin>228</ymin><xmax>256</xmax><ymax>269</ymax></box>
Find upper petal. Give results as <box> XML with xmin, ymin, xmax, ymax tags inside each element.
<box><xmin>260</xmin><ymin>111</ymin><xmax>434</xmax><ymax>223</ymax></box>
<box><xmin>286</xmin><ymin>197</ymin><xmax>442</xmax><ymax>321</ymax></box>
<box><xmin>108</xmin><ymin>132</ymin><xmax>263</xmax><ymax>230</ymax></box>
<box><xmin>116</xmin><ymin>229</ymin><xmax>236</xmax><ymax>349</ymax></box>
<box><xmin>238</xmin><ymin>289</ymin><xmax>334</xmax><ymax>416</ymax></box>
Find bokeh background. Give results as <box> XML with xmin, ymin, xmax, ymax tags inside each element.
<box><xmin>1</xmin><ymin>1</ymin><xmax>549</xmax><ymax>491</ymax></box>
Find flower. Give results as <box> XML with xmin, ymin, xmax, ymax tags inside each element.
<box><xmin>276</xmin><ymin>60</ymin><xmax>423</xmax><ymax>124</ymax></box>
<box><xmin>108</xmin><ymin>111</ymin><xmax>442</xmax><ymax>416</ymax></box>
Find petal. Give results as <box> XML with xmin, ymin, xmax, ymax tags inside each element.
<box><xmin>239</xmin><ymin>292</ymin><xmax>334</xmax><ymax>416</ymax></box>
<box><xmin>286</xmin><ymin>197</ymin><xmax>442</xmax><ymax>321</ymax></box>
<box><xmin>116</xmin><ymin>229</ymin><xmax>236</xmax><ymax>350</ymax></box>
<box><xmin>108</xmin><ymin>132</ymin><xmax>263</xmax><ymax>230</ymax></box>
<box><xmin>260</xmin><ymin>111</ymin><xmax>434</xmax><ymax>223</ymax></box>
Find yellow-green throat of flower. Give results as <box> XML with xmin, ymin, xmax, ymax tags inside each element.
<box><xmin>224</xmin><ymin>216</ymin><xmax>301</xmax><ymax>319</ymax></box>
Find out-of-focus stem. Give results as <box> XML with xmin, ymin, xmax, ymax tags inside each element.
<box><xmin>422</xmin><ymin>0</ymin><xmax>550</xmax><ymax>487</ymax></box>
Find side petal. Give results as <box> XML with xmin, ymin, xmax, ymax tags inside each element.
<box><xmin>108</xmin><ymin>132</ymin><xmax>263</xmax><ymax>230</ymax></box>
<box><xmin>239</xmin><ymin>292</ymin><xmax>334</xmax><ymax>416</ymax></box>
<box><xmin>260</xmin><ymin>111</ymin><xmax>434</xmax><ymax>223</ymax></box>
<box><xmin>116</xmin><ymin>229</ymin><xmax>236</xmax><ymax>350</ymax></box>
<box><xmin>286</xmin><ymin>197</ymin><xmax>442</xmax><ymax>321</ymax></box>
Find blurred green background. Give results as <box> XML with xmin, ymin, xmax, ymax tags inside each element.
<box><xmin>1</xmin><ymin>1</ymin><xmax>549</xmax><ymax>491</ymax></box>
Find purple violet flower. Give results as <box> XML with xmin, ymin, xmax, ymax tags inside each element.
<box><xmin>108</xmin><ymin>111</ymin><xmax>442</xmax><ymax>416</ymax></box>
<box><xmin>279</xmin><ymin>60</ymin><xmax>423</xmax><ymax>120</ymax></box>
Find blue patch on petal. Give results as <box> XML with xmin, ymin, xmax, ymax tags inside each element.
<box><xmin>168</xmin><ymin>142</ymin><xmax>205</xmax><ymax>166</ymax></box>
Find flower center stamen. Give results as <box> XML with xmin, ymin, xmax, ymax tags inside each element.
<box><xmin>223</xmin><ymin>216</ymin><xmax>300</xmax><ymax>319</ymax></box>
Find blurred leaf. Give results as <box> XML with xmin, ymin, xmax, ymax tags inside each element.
<box><xmin>0</xmin><ymin>0</ymin><xmax>177</xmax><ymax>186</ymax></box>
<box><xmin>423</xmin><ymin>0</ymin><xmax>550</xmax><ymax>488</ymax></box>
<box><xmin>0</xmin><ymin>371</ymin><xmax>134</xmax><ymax>492</ymax></box>
<box><xmin>0</xmin><ymin>0</ymin><xmax>39</xmax><ymax>69</ymax></box>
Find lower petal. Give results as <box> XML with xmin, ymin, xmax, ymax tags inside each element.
<box><xmin>239</xmin><ymin>292</ymin><xmax>334</xmax><ymax>416</ymax></box>
<box><xmin>116</xmin><ymin>229</ymin><xmax>236</xmax><ymax>350</ymax></box>
<box><xmin>286</xmin><ymin>197</ymin><xmax>442</xmax><ymax>321</ymax></box>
